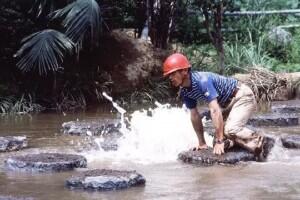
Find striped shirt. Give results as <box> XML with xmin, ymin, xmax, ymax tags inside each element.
<box><xmin>180</xmin><ymin>71</ymin><xmax>238</xmax><ymax>109</ymax></box>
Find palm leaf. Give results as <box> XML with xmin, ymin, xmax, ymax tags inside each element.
<box><xmin>29</xmin><ymin>0</ymin><xmax>56</xmax><ymax>18</ymax></box>
<box><xmin>50</xmin><ymin>0</ymin><xmax>102</xmax><ymax>47</ymax></box>
<box><xmin>14</xmin><ymin>29</ymin><xmax>75</xmax><ymax>75</ymax></box>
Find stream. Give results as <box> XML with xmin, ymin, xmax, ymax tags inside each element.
<box><xmin>0</xmin><ymin>103</ymin><xmax>300</xmax><ymax>200</ymax></box>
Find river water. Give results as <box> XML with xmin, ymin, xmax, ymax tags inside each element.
<box><xmin>0</xmin><ymin>105</ymin><xmax>300</xmax><ymax>200</ymax></box>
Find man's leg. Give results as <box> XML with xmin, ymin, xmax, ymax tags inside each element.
<box><xmin>224</xmin><ymin>84</ymin><xmax>263</xmax><ymax>153</ymax></box>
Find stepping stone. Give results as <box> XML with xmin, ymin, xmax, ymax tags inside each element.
<box><xmin>272</xmin><ymin>105</ymin><xmax>300</xmax><ymax>113</ymax></box>
<box><xmin>0</xmin><ymin>196</ymin><xmax>34</xmax><ymax>200</ymax></box>
<box><xmin>0</xmin><ymin>136</ymin><xmax>27</xmax><ymax>152</ymax></box>
<box><xmin>248</xmin><ymin>114</ymin><xmax>299</xmax><ymax>126</ymax></box>
<box><xmin>62</xmin><ymin>120</ymin><xmax>123</xmax><ymax>151</ymax></box>
<box><xmin>66</xmin><ymin>169</ymin><xmax>146</xmax><ymax>191</ymax></box>
<box><xmin>62</xmin><ymin>120</ymin><xmax>122</xmax><ymax>136</ymax></box>
<box><xmin>271</xmin><ymin>100</ymin><xmax>300</xmax><ymax>113</ymax></box>
<box><xmin>5</xmin><ymin>153</ymin><xmax>87</xmax><ymax>172</ymax></box>
<box><xmin>178</xmin><ymin>147</ymin><xmax>256</xmax><ymax>165</ymax></box>
<box><xmin>281</xmin><ymin>135</ymin><xmax>300</xmax><ymax>149</ymax></box>
<box><xmin>0</xmin><ymin>196</ymin><xmax>33</xmax><ymax>200</ymax></box>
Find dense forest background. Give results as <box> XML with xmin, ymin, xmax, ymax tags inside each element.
<box><xmin>1</xmin><ymin>0</ymin><xmax>300</xmax><ymax>113</ymax></box>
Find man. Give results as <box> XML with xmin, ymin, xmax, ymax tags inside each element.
<box><xmin>163</xmin><ymin>53</ymin><xmax>273</xmax><ymax>160</ymax></box>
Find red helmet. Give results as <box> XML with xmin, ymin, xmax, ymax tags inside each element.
<box><xmin>163</xmin><ymin>53</ymin><xmax>190</xmax><ymax>77</ymax></box>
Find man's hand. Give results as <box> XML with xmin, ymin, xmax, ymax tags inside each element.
<box><xmin>192</xmin><ymin>144</ymin><xmax>208</xmax><ymax>151</ymax></box>
<box><xmin>213</xmin><ymin>142</ymin><xmax>224</xmax><ymax>155</ymax></box>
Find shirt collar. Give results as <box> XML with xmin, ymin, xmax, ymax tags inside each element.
<box><xmin>180</xmin><ymin>71</ymin><xmax>195</xmax><ymax>91</ymax></box>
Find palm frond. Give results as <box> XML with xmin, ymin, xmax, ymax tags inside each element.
<box><xmin>29</xmin><ymin>0</ymin><xmax>56</xmax><ymax>18</ymax></box>
<box><xmin>14</xmin><ymin>29</ymin><xmax>75</xmax><ymax>75</ymax></box>
<box><xmin>50</xmin><ymin>0</ymin><xmax>102</xmax><ymax>47</ymax></box>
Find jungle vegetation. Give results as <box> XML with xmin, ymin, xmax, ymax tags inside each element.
<box><xmin>1</xmin><ymin>0</ymin><xmax>300</xmax><ymax>113</ymax></box>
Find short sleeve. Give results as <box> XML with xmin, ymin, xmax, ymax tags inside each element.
<box><xmin>202</xmin><ymin>77</ymin><xmax>218</xmax><ymax>103</ymax></box>
<box><xmin>183</xmin><ymin>96</ymin><xmax>197</xmax><ymax>109</ymax></box>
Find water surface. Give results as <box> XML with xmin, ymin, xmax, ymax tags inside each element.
<box><xmin>0</xmin><ymin>106</ymin><xmax>300</xmax><ymax>200</ymax></box>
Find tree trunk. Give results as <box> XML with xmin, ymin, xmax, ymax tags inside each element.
<box><xmin>141</xmin><ymin>0</ymin><xmax>150</xmax><ymax>40</ymax></box>
<box><xmin>215</xmin><ymin>3</ymin><xmax>224</xmax><ymax>74</ymax></box>
<box><xmin>149</xmin><ymin>0</ymin><xmax>176</xmax><ymax>49</ymax></box>
<box><xmin>203</xmin><ymin>3</ymin><xmax>225</xmax><ymax>74</ymax></box>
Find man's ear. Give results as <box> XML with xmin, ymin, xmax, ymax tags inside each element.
<box><xmin>182</xmin><ymin>68</ymin><xmax>189</xmax><ymax>75</ymax></box>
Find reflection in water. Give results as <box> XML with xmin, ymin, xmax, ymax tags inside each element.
<box><xmin>0</xmin><ymin>104</ymin><xmax>300</xmax><ymax>199</ymax></box>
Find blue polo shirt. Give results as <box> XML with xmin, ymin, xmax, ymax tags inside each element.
<box><xmin>180</xmin><ymin>72</ymin><xmax>238</xmax><ymax>109</ymax></box>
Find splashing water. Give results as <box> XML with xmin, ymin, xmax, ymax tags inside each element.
<box><xmin>89</xmin><ymin>93</ymin><xmax>213</xmax><ymax>164</ymax></box>
<box><xmin>102</xmin><ymin>92</ymin><xmax>127</xmax><ymax>132</ymax></box>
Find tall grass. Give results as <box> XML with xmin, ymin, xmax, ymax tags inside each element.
<box><xmin>224</xmin><ymin>31</ymin><xmax>274</xmax><ymax>74</ymax></box>
<box><xmin>0</xmin><ymin>94</ymin><xmax>44</xmax><ymax>114</ymax></box>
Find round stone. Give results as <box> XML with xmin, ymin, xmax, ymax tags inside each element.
<box><xmin>178</xmin><ymin>147</ymin><xmax>256</xmax><ymax>165</ymax></box>
<box><xmin>0</xmin><ymin>136</ymin><xmax>27</xmax><ymax>152</ymax></box>
<box><xmin>0</xmin><ymin>196</ymin><xmax>33</xmax><ymax>200</ymax></box>
<box><xmin>5</xmin><ymin>153</ymin><xmax>87</xmax><ymax>172</ymax></box>
<box><xmin>66</xmin><ymin>169</ymin><xmax>146</xmax><ymax>191</ymax></box>
<box><xmin>281</xmin><ymin>135</ymin><xmax>300</xmax><ymax>149</ymax></box>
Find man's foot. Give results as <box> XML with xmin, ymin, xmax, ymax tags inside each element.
<box><xmin>256</xmin><ymin>136</ymin><xmax>275</xmax><ymax>162</ymax></box>
<box><xmin>223</xmin><ymin>139</ymin><xmax>234</xmax><ymax>151</ymax></box>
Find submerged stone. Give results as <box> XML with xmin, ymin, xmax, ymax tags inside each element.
<box><xmin>62</xmin><ymin>120</ymin><xmax>123</xmax><ymax>151</ymax></box>
<box><xmin>66</xmin><ymin>169</ymin><xmax>146</xmax><ymax>191</ymax></box>
<box><xmin>0</xmin><ymin>196</ymin><xmax>34</xmax><ymax>200</ymax></box>
<box><xmin>5</xmin><ymin>153</ymin><xmax>87</xmax><ymax>172</ymax></box>
<box><xmin>271</xmin><ymin>100</ymin><xmax>300</xmax><ymax>113</ymax></box>
<box><xmin>0</xmin><ymin>136</ymin><xmax>27</xmax><ymax>152</ymax></box>
<box><xmin>62</xmin><ymin>120</ymin><xmax>122</xmax><ymax>136</ymax></box>
<box><xmin>281</xmin><ymin>135</ymin><xmax>300</xmax><ymax>149</ymax></box>
<box><xmin>272</xmin><ymin>105</ymin><xmax>300</xmax><ymax>114</ymax></box>
<box><xmin>248</xmin><ymin>114</ymin><xmax>299</xmax><ymax>127</ymax></box>
<box><xmin>178</xmin><ymin>147</ymin><xmax>256</xmax><ymax>165</ymax></box>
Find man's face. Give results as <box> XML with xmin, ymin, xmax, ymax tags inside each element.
<box><xmin>168</xmin><ymin>70</ymin><xmax>184</xmax><ymax>87</ymax></box>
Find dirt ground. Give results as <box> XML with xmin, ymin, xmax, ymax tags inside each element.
<box><xmin>97</xmin><ymin>29</ymin><xmax>170</xmax><ymax>96</ymax></box>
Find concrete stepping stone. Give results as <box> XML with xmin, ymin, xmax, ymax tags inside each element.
<box><xmin>62</xmin><ymin>120</ymin><xmax>123</xmax><ymax>151</ymax></box>
<box><xmin>248</xmin><ymin>114</ymin><xmax>299</xmax><ymax>127</ymax></box>
<box><xmin>62</xmin><ymin>120</ymin><xmax>121</xmax><ymax>136</ymax></box>
<box><xmin>202</xmin><ymin>111</ymin><xmax>299</xmax><ymax>127</ymax></box>
<box><xmin>66</xmin><ymin>169</ymin><xmax>146</xmax><ymax>191</ymax></box>
<box><xmin>0</xmin><ymin>136</ymin><xmax>27</xmax><ymax>152</ymax></box>
<box><xmin>271</xmin><ymin>100</ymin><xmax>300</xmax><ymax>113</ymax></box>
<box><xmin>272</xmin><ymin>104</ymin><xmax>300</xmax><ymax>113</ymax></box>
<box><xmin>178</xmin><ymin>147</ymin><xmax>256</xmax><ymax>165</ymax></box>
<box><xmin>0</xmin><ymin>196</ymin><xmax>33</xmax><ymax>200</ymax></box>
<box><xmin>5</xmin><ymin>153</ymin><xmax>87</xmax><ymax>172</ymax></box>
<box><xmin>281</xmin><ymin>135</ymin><xmax>300</xmax><ymax>149</ymax></box>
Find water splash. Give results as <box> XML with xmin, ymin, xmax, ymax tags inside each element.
<box><xmin>86</xmin><ymin>94</ymin><xmax>213</xmax><ymax>164</ymax></box>
<box><xmin>102</xmin><ymin>92</ymin><xmax>127</xmax><ymax>132</ymax></box>
<box><xmin>102</xmin><ymin>92</ymin><xmax>126</xmax><ymax>115</ymax></box>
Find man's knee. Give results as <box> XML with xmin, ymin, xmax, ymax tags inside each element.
<box><xmin>224</xmin><ymin>125</ymin><xmax>241</xmax><ymax>137</ymax></box>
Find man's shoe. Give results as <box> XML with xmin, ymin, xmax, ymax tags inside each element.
<box><xmin>256</xmin><ymin>136</ymin><xmax>275</xmax><ymax>162</ymax></box>
<box><xmin>224</xmin><ymin>139</ymin><xmax>234</xmax><ymax>151</ymax></box>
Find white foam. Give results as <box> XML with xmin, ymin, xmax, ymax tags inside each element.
<box><xmin>84</xmin><ymin>104</ymin><xmax>213</xmax><ymax>164</ymax></box>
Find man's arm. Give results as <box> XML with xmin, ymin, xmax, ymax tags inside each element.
<box><xmin>190</xmin><ymin>108</ymin><xmax>207</xmax><ymax>149</ymax></box>
<box><xmin>208</xmin><ymin>99</ymin><xmax>225</xmax><ymax>155</ymax></box>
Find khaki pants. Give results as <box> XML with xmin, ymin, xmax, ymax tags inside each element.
<box><xmin>223</xmin><ymin>83</ymin><xmax>263</xmax><ymax>153</ymax></box>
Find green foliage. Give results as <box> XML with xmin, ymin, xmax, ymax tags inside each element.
<box><xmin>0</xmin><ymin>95</ymin><xmax>44</xmax><ymax>114</ymax></box>
<box><xmin>272</xmin><ymin>63</ymin><xmax>300</xmax><ymax>72</ymax></box>
<box><xmin>182</xmin><ymin>44</ymin><xmax>219</xmax><ymax>72</ymax></box>
<box><xmin>232</xmin><ymin>0</ymin><xmax>299</xmax><ymax>10</ymax></box>
<box><xmin>14</xmin><ymin>29</ymin><xmax>75</xmax><ymax>75</ymax></box>
<box><xmin>29</xmin><ymin>0</ymin><xmax>60</xmax><ymax>18</ymax></box>
<box><xmin>224</xmin><ymin>33</ymin><xmax>274</xmax><ymax>74</ymax></box>
<box><xmin>50</xmin><ymin>0</ymin><xmax>102</xmax><ymax>46</ymax></box>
